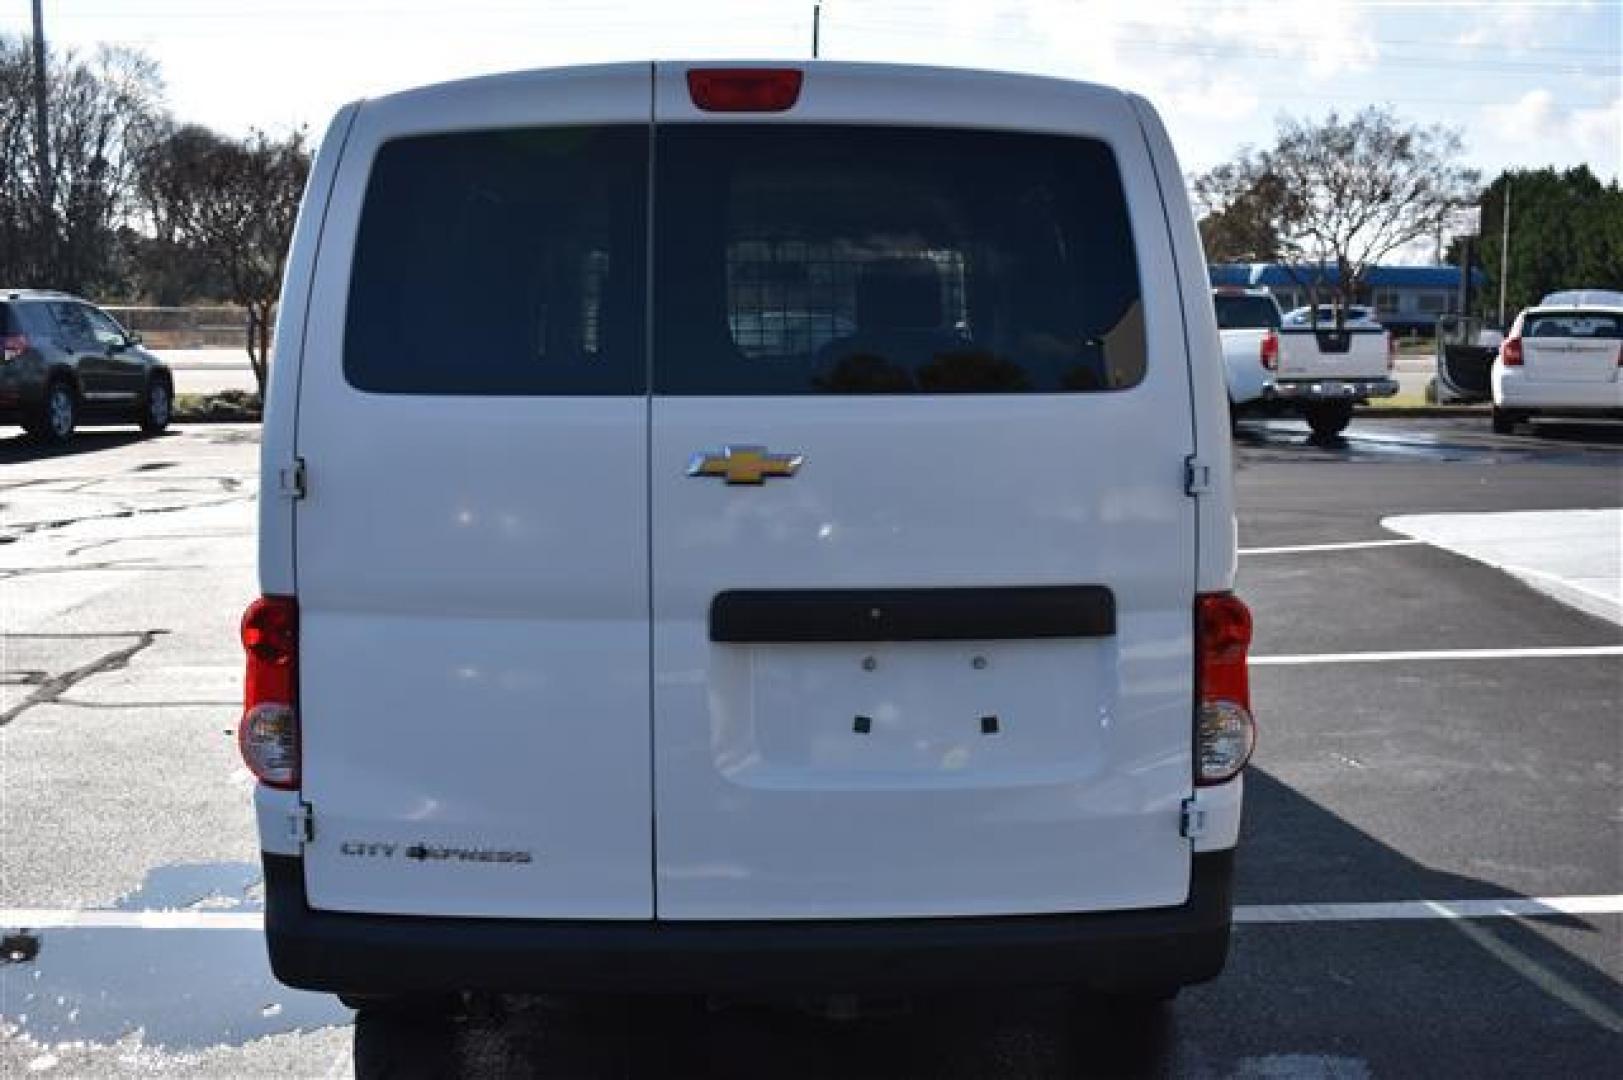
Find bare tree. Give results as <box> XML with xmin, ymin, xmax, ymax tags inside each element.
<box><xmin>138</xmin><ymin>126</ymin><xmax>311</xmax><ymax>391</ymax></box>
<box><xmin>0</xmin><ymin>37</ymin><xmax>165</xmax><ymax>292</ymax></box>
<box><xmin>1194</xmin><ymin>107</ymin><xmax>1479</xmax><ymax>328</ymax></box>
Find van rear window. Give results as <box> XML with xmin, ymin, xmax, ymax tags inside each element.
<box><xmin>345</xmin><ymin>126</ymin><xmax>647</xmax><ymax>395</ymax></box>
<box><xmin>653</xmin><ymin>125</ymin><xmax>1145</xmax><ymax>394</ymax></box>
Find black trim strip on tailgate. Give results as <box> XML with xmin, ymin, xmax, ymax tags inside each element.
<box><xmin>709</xmin><ymin>586</ymin><xmax>1115</xmax><ymax>644</ymax></box>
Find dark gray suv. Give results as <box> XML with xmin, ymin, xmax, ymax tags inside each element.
<box><xmin>1</xmin><ymin>290</ymin><xmax>173</xmax><ymax>443</ymax></box>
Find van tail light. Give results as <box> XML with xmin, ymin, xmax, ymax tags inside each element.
<box><xmin>1386</xmin><ymin>332</ymin><xmax>1396</xmax><ymax>371</ymax></box>
<box><xmin>1</xmin><ymin>333</ymin><xmax>27</xmax><ymax>362</ymax></box>
<box><xmin>1502</xmin><ymin>334</ymin><xmax>1523</xmax><ymax>367</ymax></box>
<box><xmin>687</xmin><ymin>68</ymin><xmax>803</xmax><ymax>112</ymax></box>
<box><xmin>1259</xmin><ymin>330</ymin><xmax>1279</xmax><ymax>371</ymax></box>
<box><xmin>1195</xmin><ymin>593</ymin><xmax>1255</xmax><ymax>786</ymax></box>
<box><xmin>240</xmin><ymin>595</ymin><xmax>299</xmax><ymax>789</ymax></box>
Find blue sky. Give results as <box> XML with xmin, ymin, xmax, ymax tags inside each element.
<box><xmin>6</xmin><ymin>0</ymin><xmax>1619</xmax><ymax>183</ymax></box>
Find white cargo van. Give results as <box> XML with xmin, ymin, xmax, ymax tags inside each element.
<box><xmin>243</xmin><ymin>62</ymin><xmax>1252</xmax><ymax>1006</ymax></box>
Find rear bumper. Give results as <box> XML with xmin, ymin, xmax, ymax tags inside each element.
<box><xmin>0</xmin><ymin>369</ymin><xmax>43</xmax><ymax>415</ymax></box>
<box><xmin>1493</xmin><ymin>369</ymin><xmax>1623</xmax><ymax>411</ymax></box>
<box><xmin>263</xmin><ymin>850</ymin><xmax>1234</xmax><ymax>995</ymax></box>
<box><xmin>1266</xmin><ymin>378</ymin><xmax>1399</xmax><ymax>402</ymax></box>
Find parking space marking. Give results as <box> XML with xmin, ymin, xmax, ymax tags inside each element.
<box><xmin>1239</xmin><ymin>539</ymin><xmax>1424</xmax><ymax>555</ymax></box>
<box><xmin>1234</xmin><ymin>895</ymin><xmax>1623</xmax><ymax>923</ymax></box>
<box><xmin>0</xmin><ymin>910</ymin><xmax>263</xmax><ymax>929</ymax></box>
<box><xmin>1445</xmin><ymin>915</ymin><xmax>1623</xmax><ymax>1035</ymax></box>
<box><xmin>1252</xmin><ymin>645</ymin><xmax>1623</xmax><ymax>666</ymax></box>
<box><xmin>9</xmin><ymin>895</ymin><xmax>1623</xmax><ymax>931</ymax></box>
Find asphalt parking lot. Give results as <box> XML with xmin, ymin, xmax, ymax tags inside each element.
<box><xmin>2</xmin><ymin>415</ymin><xmax>1620</xmax><ymax>1078</ymax></box>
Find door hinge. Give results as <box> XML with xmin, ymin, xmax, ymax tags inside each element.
<box><xmin>288</xmin><ymin>802</ymin><xmax>314</xmax><ymax>844</ymax></box>
<box><xmin>277</xmin><ymin>458</ymin><xmax>306</xmax><ymax>500</ymax></box>
<box><xmin>1183</xmin><ymin>456</ymin><xmax>1211</xmax><ymax>497</ymax></box>
<box><xmin>1180</xmin><ymin>798</ymin><xmax>1207</xmax><ymax>840</ymax></box>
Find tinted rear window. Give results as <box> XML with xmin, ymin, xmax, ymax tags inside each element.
<box><xmin>0</xmin><ymin>303</ymin><xmax>12</xmax><ymax>335</ymax></box>
<box><xmin>345</xmin><ymin>126</ymin><xmax>647</xmax><ymax>395</ymax></box>
<box><xmin>1213</xmin><ymin>295</ymin><xmax>1280</xmax><ymax>330</ymax></box>
<box><xmin>654</xmin><ymin>126</ymin><xmax>1144</xmax><ymax>394</ymax></box>
<box><xmin>1525</xmin><ymin>311</ymin><xmax>1623</xmax><ymax>339</ymax></box>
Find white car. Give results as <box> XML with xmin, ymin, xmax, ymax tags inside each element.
<box><xmin>1540</xmin><ymin>289</ymin><xmax>1623</xmax><ymax>309</ymax></box>
<box><xmin>1281</xmin><ymin>304</ymin><xmax>1380</xmax><ymax>329</ymax></box>
<box><xmin>1492</xmin><ymin>302</ymin><xmax>1623</xmax><ymax>433</ymax></box>
<box><xmin>243</xmin><ymin>62</ymin><xmax>1251</xmax><ymax>1016</ymax></box>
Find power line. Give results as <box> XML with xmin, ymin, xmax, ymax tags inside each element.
<box><xmin>26</xmin><ymin>3</ymin><xmax>1623</xmax><ymax>59</ymax></box>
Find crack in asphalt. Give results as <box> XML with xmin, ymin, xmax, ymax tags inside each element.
<box><xmin>0</xmin><ymin>631</ymin><xmax>156</xmax><ymax>640</ymax></box>
<box><xmin>3</xmin><ymin>473</ymin><xmax>251</xmax><ymax>488</ymax></box>
<box><xmin>51</xmin><ymin>697</ymin><xmax>237</xmax><ymax>709</ymax></box>
<box><xmin>0</xmin><ymin>630</ymin><xmax>168</xmax><ymax>726</ymax></box>
<box><xmin>0</xmin><ymin>494</ymin><xmax>253</xmax><ymax>544</ymax></box>
<box><xmin>0</xmin><ymin>561</ymin><xmax>204</xmax><ymax>579</ymax></box>
<box><xmin>65</xmin><ymin>537</ymin><xmax>118</xmax><ymax>559</ymax></box>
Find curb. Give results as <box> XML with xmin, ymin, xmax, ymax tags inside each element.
<box><xmin>1359</xmin><ymin>406</ymin><xmax>1491</xmax><ymax>418</ymax></box>
<box><xmin>172</xmin><ymin>413</ymin><xmax>262</xmax><ymax>425</ymax></box>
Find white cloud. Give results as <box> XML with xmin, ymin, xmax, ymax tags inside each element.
<box><xmin>1452</xmin><ymin>1</ymin><xmax>1561</xmax><ymax>55</ymax></box>
<box><xmin>1570</xmin><ymin>98</ymin><xmax>1623</xmax><ymax>175</ymax></box>
<box><xmin>1481</xmin><ymin>89</ymin><xmax>1622</xmax><ymax>178</ymax></box>
<box><xmin>1486</xmin><ymin>88</ymin><xmax>1560</xmax><ymax>141</ymax></box>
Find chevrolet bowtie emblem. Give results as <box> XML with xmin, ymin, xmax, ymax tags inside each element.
<box><xmin>687</xmin><ymin>445</ymin><xmax>804</xmax><ymax>485</ymax></box>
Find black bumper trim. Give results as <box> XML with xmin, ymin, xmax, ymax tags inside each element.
<box><xmin>263</xmin><ymin>851</ymin><xmax>1232</xmax><ymax>995</ymax></box>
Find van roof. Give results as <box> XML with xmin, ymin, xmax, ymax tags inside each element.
<box><xmin>358</xmin><ymin>59</ymin><xmax>1134</xmax><ymax>119</ymax></box>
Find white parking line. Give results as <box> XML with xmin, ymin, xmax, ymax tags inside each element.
<box><xmin>1252</xmin><ymin>645</ymin><xmax>1623</xmax><ymax>666</ymax></box>
<box><xmin>7</xmin><ymin>894</ymin><xmax>1623</xmax><ymax>931</ymax></box>
<box><xmin>1444</xmin><ymin>914</ymin><xmax>1623</xmax><ymax>1035</ymax></box>
<box><xmin>1239</xmin><ymin>539</ymin><xmax>1424</xmax><ymax>555</ymax></box>
<box><xmin>0</xmin><ymin>910</ymin><xmax>263</xmax><ymax>929</ymax></box>
<box><xmin>1233</xmin><ymin>895</ymin><xmax>1623</xmax><ymax>923</ymax></box>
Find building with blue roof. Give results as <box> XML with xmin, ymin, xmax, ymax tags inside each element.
<box><xmin>1209</xmin><ymin>263</ymin><xmax>1489</xmax><ymax>335</ymax></box>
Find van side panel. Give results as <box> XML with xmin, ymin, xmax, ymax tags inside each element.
<box><xmin>259</xmin><ymin>103</ymin><xmax>359</xmax><ymax>597</ymax></box>
<box><xmin>1128</xmin><ymin>93</ymin><xmax>1238</xmax><ymax>595</ymax></box>
<box><xmin>1128</xmin><ymin>95</ymin><xmax>1243</xmax><ymax>854</ymax></box>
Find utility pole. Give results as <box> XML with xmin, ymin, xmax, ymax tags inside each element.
<box><xmin>1498</xmin><ymin>181</ymin><xmax>1511</xmax><ymax>328</ymax></box>
<box><xmin>31</xmin><ymin>0</ymin><xmax>52</xmax><ymax>217</ymax></box>
<box><xmin>812</xmin><ymin>2</ymin><xmax>821</xmax><ymax>59</ymax></box>
<box><xmin>1457</xmin><ymin>235</ymin><xmax>1473</xmax><ymax>319</ymax></box>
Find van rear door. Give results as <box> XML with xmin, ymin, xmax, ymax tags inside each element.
<box><xmin>649</xmin><ymin>66</ymin><xmax>1198</xmax><ymax>919</ymax></box>
<box><xmin>292</xmin><ymin>66</ymin><xmax>655</xmax><ymax>918</ymax></box>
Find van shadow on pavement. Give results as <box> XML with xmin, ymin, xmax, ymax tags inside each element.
<box><xmin>1</xmin><ymin>773</ymin><xmax>1615</xmax><ymax>1074</ymax></box>
<box><xmin>352</xmin><ymin>768</ymin><xmax>1621</xmax><ymax>1078</ymax></box>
